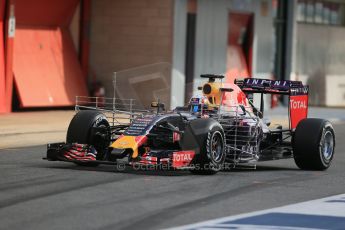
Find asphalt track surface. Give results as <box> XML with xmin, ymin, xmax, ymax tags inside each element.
<box><xmin>1</xmin><ymin>124</ymin><xmax>344</xmax><ymax>230</ymax></box>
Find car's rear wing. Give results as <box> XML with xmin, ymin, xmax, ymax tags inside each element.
<box><xmin>234</xmin><ymin>78</ymin><xmax>309</xmax><ymax>130</ymax></box>
<box><xmin>234</xmin><ymin>78</ymin><xmax>307</xmax><ymax>95</ymax></box>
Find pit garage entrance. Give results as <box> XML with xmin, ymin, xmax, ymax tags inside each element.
<box><xmin>1</xmin><ymin>0</ymin><xmax>89</xmax><ymax>111</ymax></box>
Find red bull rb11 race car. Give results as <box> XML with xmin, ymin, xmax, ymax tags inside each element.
<box><xmin>45</xmin><ymin>75</ymin><xmax>335</xmax><ymax>174</ymax></box>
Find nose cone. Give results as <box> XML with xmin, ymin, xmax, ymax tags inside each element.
<box><xmin>111</xmin><ymin>135</ymin><xmax>147</xmax><ymax>158</ymax></box>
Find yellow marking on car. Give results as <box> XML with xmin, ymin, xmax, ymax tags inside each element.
<box><xmin>111</xmin><ymin>136</ymin><xmax>144</xmax><ymax>158</ymax></box>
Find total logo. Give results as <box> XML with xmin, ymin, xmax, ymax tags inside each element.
<box><xmin>290</xmin><ymin>99</ymin><xmax>307</xmax><ymax>109</ymax></box>
<box><xmin>173</xmin><ymin>154</ymin><xmax>193</xmax><ymax>161</ymax></box>
<box><xmin>173</xmin><ymin>151</ymin><xmax>195</xmax><ymax>162</ymax></box>
<box><xmin>172</xmin><ymin>151</ymin><xmax>195</xmax><ymax>168</ymax></box>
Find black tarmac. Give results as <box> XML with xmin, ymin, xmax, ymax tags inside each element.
<box><xmin>1</xmin><ymin>124</ymin><xmax>344</xmax><ymax>230</ymax></box>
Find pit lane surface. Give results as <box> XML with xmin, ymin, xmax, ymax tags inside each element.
<box><xmin>0</xmin><ymin>123</ymin><xmax>344</xmax><ymax>230</ymax></box>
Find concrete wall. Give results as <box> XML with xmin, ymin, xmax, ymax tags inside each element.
<box><xmin>295</xmin><ymin>23</ymin><xmax>345</xmax><ymax>106</ymax></box>
<box><xmin>171</xmin><ymin>0</ymin><xmax>187</xmax><ymax>109</ymax></box>
<box><xmin>89</xmin><ymin>0</ymin><xmax>173</xmax><ymax>107</ymax></box>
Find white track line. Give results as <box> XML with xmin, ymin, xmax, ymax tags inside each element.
<box><xmin>170</xmin><ymin>194</ymin><xmax>345</xmax><ymax>230</ymax></box>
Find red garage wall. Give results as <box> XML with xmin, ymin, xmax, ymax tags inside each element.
<box><xmin>0</xmin><ymin>1</ymin><xmax>6</xmax><ymax>113</ymax></box>
<box><xmin>0</xmin><ymin>0</ymin><xmax>88</xmax><ymax>110</ymax></box>
<box><xmin>15</xmin><ymin>0</ymin><xmax>78</xmax><ymax>26</ymax></box>
<box><xmin>14</xmin><ymin>26</ymin><xmax>88</xmax><ymax>107</ymax></box>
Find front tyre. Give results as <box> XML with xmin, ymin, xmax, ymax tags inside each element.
<box><xmin>67</xmin><ymin>110</ymin><xmax>111</xmax><ymax>166</ymax></box>
<box><xmin>190</xmin><ymin>126</ymin><xmax>226</xmax><ymax>175</ymax></box>
<box><xmin>293</xmin><ymin>118</ymin><xmax>335</xmax><ymax>170</ymax></box>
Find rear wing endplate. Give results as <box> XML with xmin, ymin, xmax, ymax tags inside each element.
<box><xmin>235</xmin><ymin>78</ymin><xmax>309</xmax><ymax>130</ymax></box>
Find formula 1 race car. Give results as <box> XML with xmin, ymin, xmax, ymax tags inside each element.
<box><xmin>45</xmin><ymin>75</ymin><xmax>335</xmax><ymax>174</ymax></box>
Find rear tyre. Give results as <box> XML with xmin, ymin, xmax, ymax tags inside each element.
<box><xmin>293</xmin><ymin>118</ymin><xmax>335</xmax><ymax>170</ymax></box>
<box><xmin>67</xmin><ymin>110</ymin><xmax>111</xmax><ymax>166</ymax></box>
<box><xmin>190</xmin><ymin>125</ymin><xmax>226</xmax><ymax>175</ymax></box>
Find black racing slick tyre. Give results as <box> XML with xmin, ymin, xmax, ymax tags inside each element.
<box><xmin>293</xmin><ymin>118</ymin><xmax>335</xmax><ymax>170</ymax></box>
<box><xmin>67</xmin><ymin>110</ymin><xmax>110</xmax><ymax>166</ymax></box>
<box><xmin>190</xmin><ymin>124</ymin><xmax>226</xmax><ymax>175</ymax></box>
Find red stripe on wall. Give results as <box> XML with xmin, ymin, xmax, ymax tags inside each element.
<box><xmin>4</xmin><ymin>0</ymin><xmax>15</xmax><ymax>112</ymax></box>
<box><xmin>0</xmin><ymin>0</ymin><xmax>6</xmax><ymax>113</ymax></box>
<box><xmin>79</xmin><ymin>0</ymin><xmax>90</xmax><ymax>81</ymax></box>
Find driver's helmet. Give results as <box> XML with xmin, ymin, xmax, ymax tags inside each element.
<box><xmin>189</xmin><ymin>95</ymin><xmax>209</xmax><ymax>115</ymax></box>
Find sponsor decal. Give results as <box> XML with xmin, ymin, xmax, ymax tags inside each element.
<box><xmin>245</xmin><ymin>78</ymin><xmax>291</xmax><ymax>88</ymax></box>
<box><xmin>94</xmin><ymin>116</ymin><xmax>104</xmax><ymax>126</ymax></box>
<box><xmin>291</xmin><ymin>86</ymin><xmax>309</xmax><ymax>95</ymax></box>
<box><xmin>290</xmin><ymin>95</ymin><xmax>308</xmax><ymax>129</ymax></box>
<box><xmin>290</xmin><ymin>99</ymin><xmax>307</xmax><ymax>109</ymax></box>
<box><xmin>124</xmin><ymin>115</ymin><xmax>155</xmax><ymax>136</ymax></box>
<box><xmin>244</xmin><ymin>78</ymin><xmax>306</xmax><ymax>93</ymax></box>
<box><xmin>119</xmin><ymin>141</ymin><xmax>129</xmax><ymax>146</ymax></box>
<box><xmin>173</xmin><ymin>132</ymin><xmax>181</xmax><ymax>142</ymax></box>
<box><xmin>172</xmin><ymin>151</ymin><xmax>195</xmax><ymax>168</ymax></box>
